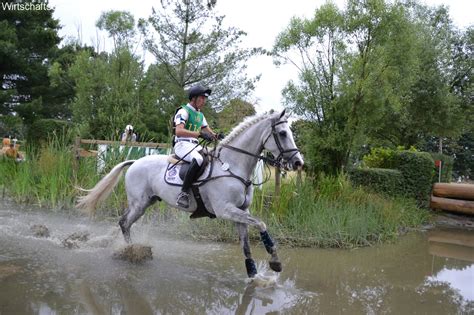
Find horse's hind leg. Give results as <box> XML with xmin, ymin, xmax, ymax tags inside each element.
<box><xmin>236</xmin><ymin>223</ymin><xmax>257</xmax><ymax>278</ymax></box>
<box><xmin>119</xmin><ymin>196</ymin><xmax>159</xmax><ymax>243</ymax></box>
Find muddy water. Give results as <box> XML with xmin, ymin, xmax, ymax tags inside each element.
<box><xmin>0</xmin><ymin>201</ymin><xmax>473</xmax><ymax>314</ymax></box>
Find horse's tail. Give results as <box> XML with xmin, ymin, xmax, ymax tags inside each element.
<box><xmin>76</xmin><ymin>160</ymin><xmax>136</xmax><ymax>215</ymax></box>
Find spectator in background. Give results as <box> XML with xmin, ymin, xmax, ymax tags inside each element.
<box><xmin>2</xmin><ymin>135</ymin><xmax>10</xmax><ymax>147</ymax></box>
<box><xmin>5</xmin><ymin>143</ymin><xmax>23</xmax><ymax>162</ymax></box>
<box><xmin>121</xmin><ymin>125</ymin><xmax>137</xmax><ymax>142</ymax></box>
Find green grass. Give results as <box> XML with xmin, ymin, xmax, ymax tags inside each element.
<box><xmin>0</xmin><ymin>139</ymin><xmax>430</xmax><ymax>248</ymax></box>
<box><xmin>165</xmin><ymin>173</ymin><xmax>430</xmax><ymax>248</ymax></box>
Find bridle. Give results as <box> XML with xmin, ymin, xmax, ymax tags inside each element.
<box><xmin>192</xmin><ymin>117</ymin><xmax>300</xmax><ymax>196</ymax></box>
<box><xmin>218</xmin><ymin>118</ymin><xmax>300</xmax><ymax>169</ymax></box>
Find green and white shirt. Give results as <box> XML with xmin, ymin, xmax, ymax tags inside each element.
<box><xmin>174</xmin><ymin>104</ymin><xmax>208</xmax><ymax>142</ymax></box>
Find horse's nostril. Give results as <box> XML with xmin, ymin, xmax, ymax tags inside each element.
<box><xmin>294</xmin><ymin>160</ymin><xmax>302</xmax><ymax>167</ymax></box>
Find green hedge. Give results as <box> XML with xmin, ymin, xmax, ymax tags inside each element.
<box><xmin>351</xmin><ymin>150</ymin><xmax>434</xmax><ymax>208</ymax></box>
<box><xmin>348</xmin><ymin>168</ymin><xmax>405</xmax><ymax>197</ymax></box>
<box><xmin>393</xmin><ymin>151</ymin><xmax>434</xmax><ymax>207</ymax></box>
<box><xmin>430</xmin><ymin>153</ymin><xmax>454</xmax><ymax>183</ymax></box>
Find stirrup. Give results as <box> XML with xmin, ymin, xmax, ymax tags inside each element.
<box><xmin>176</xmin><ymin>192</ymin><xmax>190</xmax><ymax>208</ymax></box>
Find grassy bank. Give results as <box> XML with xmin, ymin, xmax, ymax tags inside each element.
<box><xmin>0</xmin><ymin>139</ymin><xmax>430</xmax><ymax>248</ymax></box>
<box><xmin>176</xmin><ymin>174</ymin><xmax>429</xmax><ymax>248</ymax></box>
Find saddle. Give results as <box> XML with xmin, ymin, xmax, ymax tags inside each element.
<box><xmin>167</xmin><ymin>153</ymin><xmax>209</xmax><ymax>181</ymax></box>
<box><xmin>166</xmin><ymin>152</ymin><xmax>215</xmax><ymax>220</ymax></box>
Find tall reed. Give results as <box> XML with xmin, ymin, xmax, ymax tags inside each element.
<box><xmin>0</xmin><ymin>133</ymin><xmax>129</xmax><ymax>214</ymax></box>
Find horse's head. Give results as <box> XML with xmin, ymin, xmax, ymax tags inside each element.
<box><xmin>263</xmin><ymin>110</ymin><xmax>304</xmax><ymax>171</ymax></box>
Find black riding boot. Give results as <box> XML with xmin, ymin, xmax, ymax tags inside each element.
<box><xmin>176</xmin><ymin>159</ymin><xmax>200</xmax><ymax>208</ymax></box>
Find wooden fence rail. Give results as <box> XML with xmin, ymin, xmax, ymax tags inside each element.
<box><xmin>73</xmin><ymin>137</ymin><xmax>170</xmax><ymax>159</ymax></box>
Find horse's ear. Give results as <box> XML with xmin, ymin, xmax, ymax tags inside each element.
<box><xmin>279</xmin><ymin>109</ymin><xmax>286</xmax><ymax>119</ymax></box>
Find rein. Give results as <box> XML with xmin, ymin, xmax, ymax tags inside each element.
<box><xmin>219</xmin><ymin>144</ymin><xmax>281</xmax><ymax>168</ymax></box>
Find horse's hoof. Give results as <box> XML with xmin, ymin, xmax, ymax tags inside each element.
<box><xmin>269</xmin><ymin>260</ymin><xmax>282</xmax><ymax>272</ymax></box>
<box><xmin>245</xmin><ymin>258</ymin><xmax>257</xmax><ymax>278</ymax></box>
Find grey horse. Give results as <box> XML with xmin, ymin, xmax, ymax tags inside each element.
<box><xmin>77</xmin><ymin>110</ymin><xmax>304</xmax><ymax>278</ymax></box>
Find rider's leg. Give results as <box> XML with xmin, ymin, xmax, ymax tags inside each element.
<box><xmin>176</xmin><ymin>157</ymin><xmax>201</xmax><ymax>208</ymax></box>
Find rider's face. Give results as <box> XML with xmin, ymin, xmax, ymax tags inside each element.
<box><xmin>195</xmin><ymin>95</ymin><xmax>207</xmax><ymax>109</ymax></box>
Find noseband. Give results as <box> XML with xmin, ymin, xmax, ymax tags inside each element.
<box><xmin>219</xmin><ymin>118</ymin><xmax>300</xmax><ymax>168</ymax></box>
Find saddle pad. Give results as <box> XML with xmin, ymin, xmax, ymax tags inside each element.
<box><xmin>165</xmin><ymin>164</ymin><xmax>184</xmax><ymax>185</ymax></box>
<box><xmin>164</xmin><ymin>161</ymin><xmax>211</xmax><ymax>187</ymax></box>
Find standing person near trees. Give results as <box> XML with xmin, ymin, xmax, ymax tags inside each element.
<box><xmin>173</xmin><ymin>84</ymin><xmax>218</xmax><ymax>208</ymax></box>
<box><xmin>121</xmin><ymin>125</ymin><xmax>137</xmax><ymax>142</ymax></box>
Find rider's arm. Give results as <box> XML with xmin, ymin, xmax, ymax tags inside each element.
<box><xmin>175</xmin><ymin>124</ymin><xmax>199</xmax><ymax>138</ymax></box>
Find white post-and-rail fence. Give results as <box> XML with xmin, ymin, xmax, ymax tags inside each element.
<box><xmin>73</xmin><ymin>137</ymin><xmax>302</xmax><ymax>193</ymax></box>
<box><xmin>73</xmin><ymin>137</ymin><xmax>170</xmax><ymax>172</ymax></box>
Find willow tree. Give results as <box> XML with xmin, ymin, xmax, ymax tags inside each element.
<box><xmin>139</xmin><ymin>0</ymin><xmax>261</xmax><ymax>110</ymax></box>
<box><xmin>272</xmin><ymin>2</ymin><xmax>347</xmax><ymax>173</ymax></box>
<box><xmin>273</xmin><ymin>0</ymin><xmax>464</xmax><ymax>174</ymax></box>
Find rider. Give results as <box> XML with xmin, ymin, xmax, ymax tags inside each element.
<box><xmin>174</xmin><ymin>84</ymin><xmax>217</xmax><ymax>208</ymax></box>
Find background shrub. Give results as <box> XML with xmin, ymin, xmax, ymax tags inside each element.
<box><xmin>393</xmin><ymin>151</ymin><xmax>434</xmax><ymax>207</ymax></box>
<box><xmin>363</xmin><ymin>146</ymin><xmax>418</xmax><ymax>169</ymax></box>
<box><xmin>363</xmin><ymin>147</ymin><xmax>396</xmax><ymax>168</ymax></box>
<box><xmin>348</xmin><ymin>168</ymin><xmax>405</xmax><ymax>197</ymax></box>
<box><xmin>354</xmin><ymin>149</ymin><xmax>434</xmax><ymax>208</ymax></box>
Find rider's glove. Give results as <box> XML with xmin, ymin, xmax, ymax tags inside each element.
<box><xmin>217</xmin><ymin>132</ymin><xmax>225</xmax><ymax>140</ymax></box>
<box><xmin>199</xmin><ymin>131</ymin><xmax>214</xmax><ymax>142</ymax></box>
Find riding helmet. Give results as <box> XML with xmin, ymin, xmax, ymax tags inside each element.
<box><xmin>188</xmin><ymin>85</ymin><xmax>212</xmax><ymax>100</ymax></box>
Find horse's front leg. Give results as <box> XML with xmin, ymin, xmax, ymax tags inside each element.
<box><xmin>236</xmin><ymin>222</ymin><xmax>257</xmax><ymax>278</ymax></box>
<box><xmin>260</xmin><ymin>229</ymin><xmax>282</xmax><ymax>272</ymax></box>
<box><xmin>215</xmin><ymin>204</ymin><xmax>282</xmax><ymax>274</ymax></box>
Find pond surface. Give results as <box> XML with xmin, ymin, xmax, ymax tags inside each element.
<box><xmin>0</xmin><ymin>200</ymin><xmax>473</xmax><ymax>314</ymax></box>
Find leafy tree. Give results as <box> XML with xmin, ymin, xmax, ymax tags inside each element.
<box><xmin>216</xmin><ymin>99</ymin><xmax>255</xmax><ymax>133</ymax></box>
<box><xmin>47</xmin><ymin>42</ymin><xmax>96</xmax><ymax>120</ymax></box>
<box><xmin>61</xmin><ymin>11</ymin><xmax>143</xmax><ymax>139</ymax></box>
<box><xmin>64</xmin><ymin>11</ymin><xmax>177</xmax><ymax>142</ymax></box>
<box><xmin>96</xmin><ymin>10</ymin><xmax>136</xmax><ymax>50</ymax></box>
<box><xmin>273</xmin><ymin>2</ymin><xmax>347</xmax><ymax>173</ymax></box>
<box><xmin>139</xmin><ymin>0</ymin><xmax>261</xmax><ymax>110</ymax></box>
<box><xmin>274</xmin><ymin>0</ymin><xmax>418</xmax><ymax>173</ymax></box>
<box><xmin>68</xmin><ymin>48</ymin><xmax>146</xmax><ymax>139</ymax></box>
<box><xmin>138</xmin><ymin>63</ymin><xmax>185</xmax><ymax>142</ymax></box>
<box><xmin>394</xmin><ymin>5</ymin><xmax>464</xmax><ymax>145</ymax></box>
<box><xmin>0</xmin><ymin>0</ymin><xmax>61</xmax><ymax>126</ymax></box>
<box><xmin>274</xmin><ymin>0</ymin><xmax>468</xmax><ymax>175</ymax></box>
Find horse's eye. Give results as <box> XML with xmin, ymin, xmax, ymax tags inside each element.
<box><xmin>279</xmin><ymin>130</ymin><xmax>287</xmax><ymax>137</ymax></box>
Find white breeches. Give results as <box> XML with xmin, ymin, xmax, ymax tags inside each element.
<box><xmin>174</xmin><ymin>141</ymin><xmax>203</xmax><ymax>166</ymax></box>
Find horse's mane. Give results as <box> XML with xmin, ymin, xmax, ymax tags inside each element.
<box><xmin>219</xmin><ymin>112</ymin><xmax>270</xmax><ymax>146</ymax></box>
